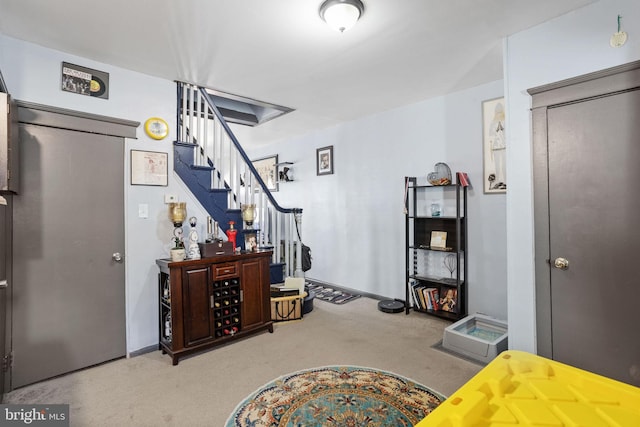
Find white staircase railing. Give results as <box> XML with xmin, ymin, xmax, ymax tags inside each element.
<box><xmin>177</xmin><ymin>82</ymin><xmax>303</xmax><ymax>278</ymax></box>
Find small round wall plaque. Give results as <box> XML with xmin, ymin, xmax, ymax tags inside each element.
<box><xmin>144</xmin><ymin>117</ymin><xmax>169</xmax><ymax>140</ymax></box>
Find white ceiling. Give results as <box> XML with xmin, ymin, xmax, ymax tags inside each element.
<box><xmin>0</xmin><ymin>0</ymin><xmax>596</xmax><ymax>147</ymax></box>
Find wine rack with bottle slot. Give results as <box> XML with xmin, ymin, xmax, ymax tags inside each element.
<box><xmin>213</xmin><ymin>278</ymin><xmax>241</xmax><ymax>337</ymax></box>
<box><xmin>160</xmin><ymin>275</ymin><xmax>172</xmax><ymax>344</ymax></box>
<box><xmin>156</xmin><ymin>252</ymin><xmax>274</xmax><ymax>365</ymax></box>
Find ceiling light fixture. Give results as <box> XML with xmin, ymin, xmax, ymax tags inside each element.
<box><xmin>319</xmin><ymin>0</ymin><xmax>364</xmax><ymax>33</ymax></box>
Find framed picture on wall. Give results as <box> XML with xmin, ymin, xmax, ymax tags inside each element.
<box><xmin>130</xmin><ymin>150</ymin><xmax>168</xmax><ymax>186</ymax></box>
<box><xmin>61</xmin><ymin>62</ymin><xmax>109</xmax><ymax>99</ymax></box>
<box><xmin>482</xmin><ymin>97</ymin><xmax>506</xmax><ymax>193</ymax></box>
<box><xmin>252</xmin><ymin>155</ymin><xmax>278</xmax><ymax>192</ymax></box>
<box><xmin>316</xmin><ymin>145</ymin><xmax>334</xmax><ymax>176</ymax></box>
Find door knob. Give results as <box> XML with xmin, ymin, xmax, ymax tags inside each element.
<box><xmin>554</xmin><ymin>257</ymin><xmax>569</xmax><ymax>270</ymax></box>
<box><xmin>112</xmin><ymin>252</ymin><xmax>123</xmax><ymax>263</ymax></box>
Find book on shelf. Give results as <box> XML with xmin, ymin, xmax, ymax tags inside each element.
<box><xmin>423</xmin><ymin>287</ymin><xmax>439</xmax><ymax>310</ymax></box>
<box><xmin>410</xmin><ymin>282</ymin><xmax>425</xmax><ymax>310</ymax></box>
<box><xmin>410</xmin><ymin>283</ymin><xmax>419</xmax><ymax>309</ymax></box>
<box><xmin>457</xmin><ymin>172</ymin><xmax>470</xmax><ymax>187</ymax></box>
<box><xmin>429</xmin><ymin>288</ymin><xmax>440</xmax><ymax>311</ymax></box>
<box><xmin>416</xmin><ymin>284</ymin><xmax>428</xmax><ymax>310</ymax></box>
<box><xmin>423</xmin><ymin>287</ymin><xmax>433</xmax><ymax>310</ymax></box>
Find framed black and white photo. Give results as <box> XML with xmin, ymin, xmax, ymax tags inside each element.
<box><xmin>316</xmin><ymin>145</ymin><xmax>334</xmax><ymax>176</ymax></box>
<box><xmin>482</xmin><ymin>97</ymin><xmax>506</xmax><ymax>193</ymax></box>
<box><xmin>130</xmin><ymin>150</ymin><xmax>168</xmax><ymax>186</ymax></box>
<box><xmin>252</xmin><ymin>155</ymin><xmax>278</xmax><ymax>192</ymax></box>
<box><xmin>61</xmin><ymin>62</ymin><xmax>109</xmax><ymax>99</ymax></box>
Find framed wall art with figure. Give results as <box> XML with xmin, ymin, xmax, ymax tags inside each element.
<box><xmin>252</xmin><ymin>155</ymin><xmax>278</xmax><ymax>192</ymax></box>
<box><xmin>482</xmin><ymin>97</ymin><xmax>506</xmax><ymax>193</ymax></box>
<box><xmin>130</xmin><ymin>150</ymin><xmax>168</xmax><ymax>186</ymax></box>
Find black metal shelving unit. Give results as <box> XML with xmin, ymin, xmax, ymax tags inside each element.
<box><xmin>404</xmin><ymin>175</ymin><xmax>468</xmax><ymax>321</ymax></box>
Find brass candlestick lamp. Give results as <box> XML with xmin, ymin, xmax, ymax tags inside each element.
<box><xmin>169</xmin><ymin>202</ymin><xmax>187</xmax><ymax>227</ymax></box>
<box><xmin>241</xmin><ymin>204</ymin><xmax>256</xmax><ymax>229</ymax></box>
<box><xmin>168</xmin><ymin>202</ymin><xmax>187</xmax><ymax>261</ymax></box>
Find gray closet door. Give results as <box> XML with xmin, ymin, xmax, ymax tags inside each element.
<box><xmin>532</xmin><ymin>62</ymin><xmax>640</xmax><ymax>386</ymax></box>
<box><xmin>547</xmin><ymin>90</ymin><xmax>640</xmax><ymax>384</ymax></box>
<box><xmin>12</xmin><ymin>123</ymin><xmax>126</xmax><ymax>387</ymax></box>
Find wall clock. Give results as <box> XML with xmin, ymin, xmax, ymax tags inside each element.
<box><xmin>144</xmin><ymin>117</ymin><xmax>169</xmax><ymax>140</ymax></box>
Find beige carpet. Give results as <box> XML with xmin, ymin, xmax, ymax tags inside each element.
<box><xmin>5</xmin><ymin>297</ymin><xmax>482</xmax><ymax>426</ymax></box>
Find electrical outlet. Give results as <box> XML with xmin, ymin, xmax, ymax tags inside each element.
<box><xmin>164</xmin><ymin>194</ymin><xmax>177</xmax><ymax>203</ymax></box>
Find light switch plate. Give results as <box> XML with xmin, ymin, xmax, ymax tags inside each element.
<box><xmin>138</xmin><ymin>203</ymin><xmax>149</xmax><ymax>219</ymax></box>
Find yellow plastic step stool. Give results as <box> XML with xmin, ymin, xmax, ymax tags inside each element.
<box><xmin>416</xmin><ymin>350</ymin><xmax>640</xmax><ymax>426</ymax></box>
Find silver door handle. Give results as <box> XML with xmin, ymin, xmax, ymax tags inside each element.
<box><xmin>0</xmin><ymin>280</ymin><xmax>7</xmax><ymax>288</ymax></box>
<box><xmin>554</xmin><ymin>257</ymin><xmax>569</xmax><ymax>270</ymax></box>
<box><xmin>112</xmin><ymin>252</ymin><xmax>123</xmax><ymax>262</ymax></box>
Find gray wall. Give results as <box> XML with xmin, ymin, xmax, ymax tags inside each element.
<box><xmin>244</xmin><ymin>80</ymin><xmax>507</xmax><ymax>320</ymax></box>
<box><xmin>2</xmin><ymin>0</ymin><xmax>637</xmax><ymax>356</ymax></box>
<box><xmin>0</xmin><ymin>34</ymin><xmax>210</xmax><ymax>353</ymax></box>
<box><xmin>2</xmin><ymin>26</ymin><xmax>511</xmax><ymax>354</ymax></box>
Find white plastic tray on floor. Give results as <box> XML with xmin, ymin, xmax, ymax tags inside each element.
<box><xmin>442</xmin><ymin>313</ymin><xmax>508</xmax><ymax>364</ymax></box>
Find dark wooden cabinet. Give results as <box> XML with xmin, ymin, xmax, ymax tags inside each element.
<box><xmin>156</xmin><ymin>251</ymin><xmax>273</xmax><ymax>365</ymax></box>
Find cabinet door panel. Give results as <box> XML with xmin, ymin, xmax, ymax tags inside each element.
<box><xmin>240</xmin><ymin>258</ymin><xmax>268</xmax><ymax>329</ymax></box>
<box><xmin>182</xmin><ymin>266</ymin><xmax>213</xmax><ymax>346</ymax></box>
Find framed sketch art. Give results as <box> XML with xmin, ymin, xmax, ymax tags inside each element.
<box><xmin>252</xmin><ymin>155</ymin><xmax>278</xmax><ymax>192</ymax></box>
<box><xmin>482</xmin><ymin>97</ymin><xmax>506</xmax><ymax>193</ymax></box>
<box><xmin>316</xmin><ymin>146</ymin><xmax>334</xmax><ymax>176</ymax></box>
<box><xmin>130</xmin><ymin>150</ymin><xmax>168</xmax><ymax>186</ymax></box>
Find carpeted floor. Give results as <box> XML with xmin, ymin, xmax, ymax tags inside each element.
<box><xmin>306</xmin><ymin>281</ymin><xmax>360</xmax><ymax>304</ymax></box>
<box><xmin>431</xmin><ymin>340</ymin><xmax>486</xmax><ymax>366</ymax></box>
<box><xmin>226</xmin><ymin>365</ymin><xmax>445</xmax><ymax>426</ymax></box>
<box><xmin>4</xmin><ymin>296</ymin><xmax>482</xmax><ymax>426</ymax></box>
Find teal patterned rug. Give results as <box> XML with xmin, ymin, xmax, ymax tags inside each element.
<box><xmin>225</xmin><ymin>366</ymin><xmax>445</xmax><ymax>426</ymax></box>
